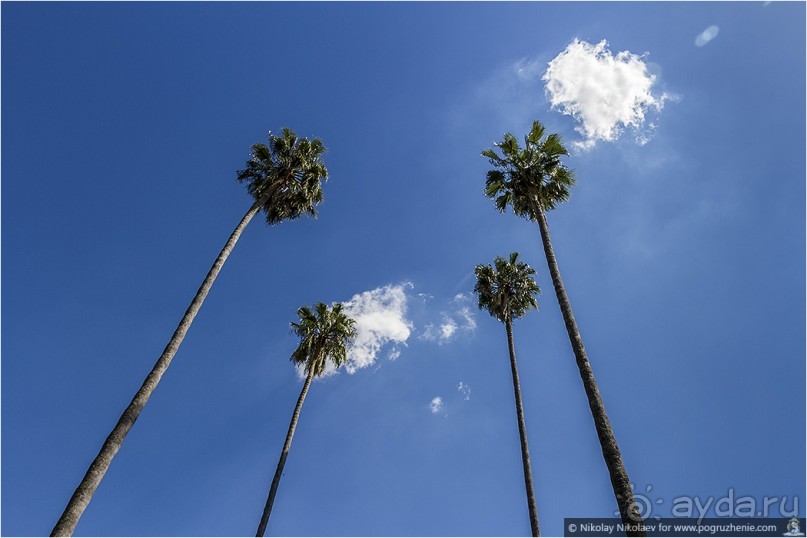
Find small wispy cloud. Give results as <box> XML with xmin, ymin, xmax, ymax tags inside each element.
<box><xmin>451</xmin><ymin>293</ymin><xmax>477</xmax><ymax>333</ymax></box>
<box><xmin>440</xmin><ymin>318</ymin><xmax>458</xmax><ymax>340</ymax></box>
<box><xmin>455</xmin><ymin>307</ymin><xmax>477</xmax><ymax>333</ymax></box>
<box><xmin>457</xmin><ymin>381</ymin><xmax>471</xmax><ymax>401</ymax></box>
<box><xmin>543</xmin><ymin>39</ymin><xmax>669</xmax><ymax>149</ymax></box>
<box><xmin>387</xmin><ymin>346</ymin><xmax>402</xmax><ymax>362</ymax></box>
<box><xmin>695</xmin><ymin>25</ymin><xmax>720</xmax><ymax>47</ymax></box>
<box><xmin>421</xmin><ymin>318</ymin><xmax>455</xmax><ymax>344</ymax></box>
<box><xmin>514</xmin><ymin>57</ymin><xmax>545</xmax><ymax>81</ymax></box>
<box><xmin>429</xmin><ymin>396</ymin><xmax>445</xmax><ymax>415</ymax></box>
<box><xmin>419</xmin><ymin>293</ymin><xmax>477</xmax><ymax>345</ymax></box>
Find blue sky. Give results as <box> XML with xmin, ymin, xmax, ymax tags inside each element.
<box><xmin>2</xmin><ymin>2</ymin><xmax>805</xmax><ymax>536</ymax></box>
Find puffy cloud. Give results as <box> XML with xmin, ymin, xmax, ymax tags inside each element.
<box><xmin>543</xmin><ymin>39</ymin><xmax>668</xmax><ymax>148</ymax></box>
<box><xmin>457</xmin><ymin>381</ymin><xmax>471</xmax><ymax>401</ymax></box>
<box><xmin>695</xmin><ymin>25</ymin><xmax>720</xmax><ymax>47</ymax></box>
<box><xmin>429</xmin><ymin>396</ymin><xmax>444</xmax><ymax>415</ymax></box>
<box><xmin>341</xmin><ymin>283</ymin><xmax>413</xmax><ymax>374</ymax></box>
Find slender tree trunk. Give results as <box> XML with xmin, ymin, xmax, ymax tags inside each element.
<box><xmin>505</xmin><ymin>320</ymin><xmax>541</xmax><ymax>537</ymax></box>
<box><xmin>51</xmin><ymin>192</ymin><xmax>271</xmax><ymax>537</ymax></box>
<box><xmin>535</xmin><ymin>208</ymin><xmax>645</xmax><ymax>536</ymax></box>
<box><xmin>256</xmin><ymin>368</ymin><xmax>315</xmax><ymax>537</ymax></box>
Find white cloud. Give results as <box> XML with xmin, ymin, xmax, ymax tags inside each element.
<box><xmin>543</xmin><ymin>39</ymin><xmax>668</xmax><ymax>149</ymax></box>
<box><xmin>429</xmin><ymin>396</ymin><xmax>445</xmax><ymax>415</ymax></box>
<box><xmin>695</xmin><ymin>25</ymin><xmax>720</xmax><ymax>47</ymax></box>
<box><xmin>341</xmin><ymin>283</ymin><xmax>413</xmax><ymax>374</ymax></box>
<box><xmin>457</xmin><ymin>381</ymin><xmax>471</xmax><ymax>401</ymax></box>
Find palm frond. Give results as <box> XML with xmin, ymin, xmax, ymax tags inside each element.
<box><xmin>481</xmin><ymin>120</ymin><xmax>575</xmax><ymax>217</ymax></box>
<box><xmin>289</xmin><ymin>301</ymin><xmax>357</xmax><ymax>378</ymax></box>
<box><xmin>236</xmin><ymin>128</ymin><xmax>330</xmax><ymax>225</ymax></box>
<box><xmin>474</xmin><ymin>252</ymin><xmax>539</xmax><ymax>323</ymax></box>
<box><xmin>526</xmin><ymin>121</ymin><xmax>546</xmax><ymax>145</ymax></box>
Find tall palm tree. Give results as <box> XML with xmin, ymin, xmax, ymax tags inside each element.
<box><xmin>52</xmin><ymin>129</ymin><xmax>329</xmax><ymax>537</ymax></box>
<box><xmin>482</xmin><ymin>121</ymin><xmax>645</xmax><ymax>535</ymax></box>
<box><xmin>474</xmin><ymin>252</ymin><xmax>542</xmax><ymax>537</ymax></box>
<box><xmin>256</xmin><ymin>302</ymin><xmax>356</xmax><ymax>537</ymax></box>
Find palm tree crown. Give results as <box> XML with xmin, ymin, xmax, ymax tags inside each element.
<box><xmin>237</xmin><ymin>128</ymin><xmax>329</xmax><ymax>224</ymax></box>
<box><xmin>290</xmin><ymin>302</ymin><xmax>356</xmax><ymax>377</ymax></box>
<box><xmin>483</xmin><ymin>120</ymin><xmax>575</xmax><ymax>218</ymax></box>
<box><xmin>474</xmin><ymin>252</ymin><xmax>540</xmax><ymax>323</ymax></box>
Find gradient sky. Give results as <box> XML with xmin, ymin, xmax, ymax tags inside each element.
<box><xmin>2</xmin><ymin>2</ymin><xmax>805</xmax><ymax>537</ymax></box>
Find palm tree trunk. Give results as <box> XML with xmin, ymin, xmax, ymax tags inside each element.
<box><xmin>535</xmin><ymin>208</ymin><xmax>645</xmax><ymax>536</ymax></box>
<box><xmin>505</xmin><ymin>320</ymin><xmax>541</xmax><ymax>537</ymax></box>
<box><xmin>51</xmin><ymin>191</ymin><xmax>271</xmax><ymax>537</ymax></box>
<box><xmin>256</xmin><ymin>368</ymin><xmax>315</xmax><ymax>537</ymax></box>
